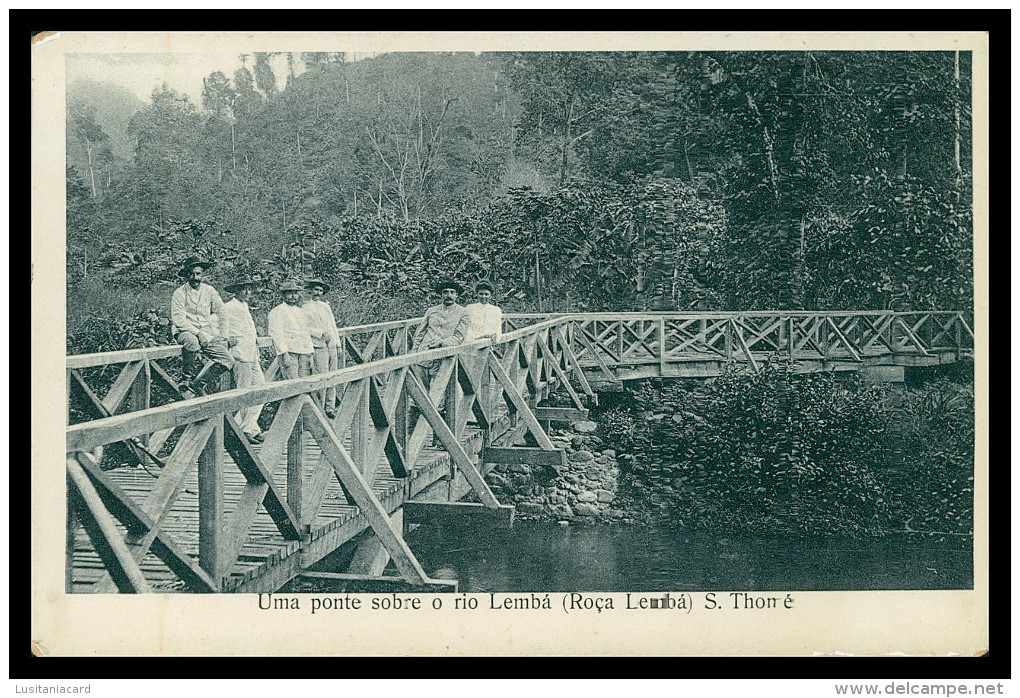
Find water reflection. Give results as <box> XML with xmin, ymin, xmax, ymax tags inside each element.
<box><xmin>403</xmin><ymin>520</ymin><xmax>972</xmax><ymax>592</ymax></box>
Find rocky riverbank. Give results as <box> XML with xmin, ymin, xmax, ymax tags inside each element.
<box><xmin>485</xmin><ymin>420</ymin><xmax>627</xmax><ymax>523</ymax></box>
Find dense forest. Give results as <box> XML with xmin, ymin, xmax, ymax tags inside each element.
<box><xmin>66</xmin><ymin>50</ymin><xmax>973</xmax><ymax>353</ymax></box>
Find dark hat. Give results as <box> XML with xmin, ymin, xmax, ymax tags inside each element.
<box><xmin>223</xmin><ymin>274</ymin><xmax>258</xmax><ymax>293</ymax></box>
<box><xmin>277</xmin><ymin>279</ymin><xmax>305</xmax><ymax>293</ymax></box>
<box><xmin>434</xmin><ymin>279</ymin><xmax>463</xmax><ymax>295</ymax></box>
<box><xmin>305</xmin><ymin>277</ymin><xmax>331</xmax><ymax>294</ymax></box>
<box><xmin>178</xmin><ymin>255</ymin><xmax>215</xmax><ymax>277</ymax></box>
<box><xmin>474</xmin><ymin>280</ymin><xmax>495</xmax><ymax>293</ymax></box>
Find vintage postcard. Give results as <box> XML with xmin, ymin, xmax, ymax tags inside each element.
<box><xmin>33</xmin><ymin>30</ymin><xmax>989</xmax><ymax>657</ymax></box>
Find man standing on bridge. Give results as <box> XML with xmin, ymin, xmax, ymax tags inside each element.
<box><xmin>464</xmin><ymin>280</ymin><xmax>502</xmax><ymax>343</ymax></box>
<box><xmin>268</xmin><ymin>279</ymin><xmax>314</xmax><ymax>381</ymax></box>
<box><xmin>221</xmin><ymin>273</ymin><xmax>266</xmax><ymax>444</ymax></box>
<box><xmin>171</xmin><ymin>256</ymin><xmax>235</xmax><ymax>398</ymax></box>
<box><xmin>303</xmin><ymin>277</ymin><xmax>340</xmax><ymax>419</ymax></box>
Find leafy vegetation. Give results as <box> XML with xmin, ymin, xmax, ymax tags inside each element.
<box><xmin>67</xmin><ymin>50</ymin><xmax>972</xmax><ymax>353</ymax></box>
<box><xmin>614</xmin><ymin>367</ymin><xmax>973</xmax><ymax>536</ymax></box>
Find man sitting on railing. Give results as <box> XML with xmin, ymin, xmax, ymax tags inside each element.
<box><xmin>413</xmin><ymin>279</ymin><xmax>471</xmax><ymax>353</ymax></box>
<box><xmin>268</xmin><ymin>279</ymin><xmax>315</xmax><ymax>381</ymax></box>
<box><xmin>411</xmin><ymin>279</ymin><xmax>471</xmax><ymax>442</ymax></box>
<box><xmin>171</xmin><ymin>256</ymin><xmax>235</xmax><ymax>398</ymax></box>
<box><xmin>222</xmin><ymin>274</ymin><xmax>266</xmax><ymax>444</ymax></box>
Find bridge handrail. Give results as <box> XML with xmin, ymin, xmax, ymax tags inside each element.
<box><xmin>67</xmin><ymin>310</ymin><xmax>972</xmax><ymax>367</ymax></box>
<box><xmin>66</xmin><ymin>315</ymin><xmax>573</xmax><ymax>453</ymax></box>
<box><xmin>506</xmin><ymin>310</ymin><xmax>973</xmax><ymax>319</ymax></box>
<box><xmin>67</xmin><ymin>316</ymin><xmax>427</xmax><ymax>369</ymax></box>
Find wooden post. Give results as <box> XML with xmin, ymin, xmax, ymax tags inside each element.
<box><xmin>351</xmin><ymin>382</ymin><xmax>370</xmax><ymax>475</ymax></box>
<box><xmin>198</xmin><ymin>416</ymin><xmax>225</xmax><ymax>584</ymax></box>
<box><xmin>66</xmin><ymin>368</ymin><xmax>72</xmax><ymax>427</ymax></box>
<box><xmin>617</xmin><ymin>321</ymin><xmax>624</xmax><ymax>361</ymax></box>
<box><xmin>336</xmin><ymin>331</ymin><xmax>347</xmax><ymax>405</ymax></box>
<box><xmin>778</xmin><ymin>318</ymin><xmax>788</xmax><ymax>361</ymax></box>
<box><xmin>658</xmin><ymin>317</ymin><xmax>666</xmax><ymax>375</ymax></box>
<box><xmin>788</xmin><ymin>317</ymin><xmax>795</xmax><ymax>361</ymax></box>
<box><xmin>65</xmin><ymin>470</ymin><xmax>78</xmax><ymax>593</ymax></box>
<box><xmin>287</xmin><ymin>409</ymin><xmax>304</xmax><ymax>526</ymax></box>
<box><xmin>724</xmin><ymin>319</ymin><xmax>733</xmax><ymax>361</ymax></box>
<box><xmin>955</xmin><ymin>315</ymin><xmax>962</xmax><ymax>360</ymax></box>
<box><xmin>131</xmin><ymin>361</ymin><xmax>151</xmax><ymax>446</ymax></box>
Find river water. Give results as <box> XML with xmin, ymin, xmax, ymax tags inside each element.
<box><xmin>401</xmin><ymin>519</ymin><xmax>972</xmax><ymax>592</ymax></box>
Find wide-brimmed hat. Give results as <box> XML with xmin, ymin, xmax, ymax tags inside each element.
<box><xmin>223</xmin><ymin>274</ymin><xmax>258</xmax><ymax>293</ymax></box>
<box><xmin>277</xmin><ymin>279</ymin><xmax>305</xmax><ymax>293</ymax></box>
<box><xmin>434</xmin><ymin>279</ymin><xmax>463</xmax><ymax>295</ymax></box>
<box><xmin>178</xmin><ymin>255</ymin><xmax>215</xmax><ymax>277</ymax></box>
<box><xmin>305</xmin><ymin>277</ymin><xmax>331</xmax><ymax>294</ymax></box>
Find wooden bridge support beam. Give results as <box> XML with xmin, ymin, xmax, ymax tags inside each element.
<box><xmin>345</xmin><ymin>510</ymin><xmax>404</xmax><ymax>577</ymax></box>
<box><xmin>198</xmin><ymin>417</ymin><xmax>225</xmax><ymax>582</ymax></box>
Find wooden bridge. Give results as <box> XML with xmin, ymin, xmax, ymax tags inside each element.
<box><xmin>65</xmin><ymin>310</ymin><xmax>973</xmax><ymax>594</ymax></box>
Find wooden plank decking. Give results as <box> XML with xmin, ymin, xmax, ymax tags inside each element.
<box><xmin>69</xmin><ymin>431</ymin><xmax>480</xmax><ymax>593</ymax></box>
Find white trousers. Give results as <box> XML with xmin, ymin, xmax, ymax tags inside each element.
<box><xmin>232</xmin><ymin>359</ymin><xmax>266</xmax><ymax>435</ymax></box>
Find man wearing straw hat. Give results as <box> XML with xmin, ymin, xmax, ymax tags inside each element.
<box><xmin>170</xmin><ymin>255</ymin><xmax>235</xmax><ymax>397</ymax></box>
<box><xmin>222</xmin><ymin>273</ymin><xmax>266</xmax><ymax>444</ymax></box>
<box><xmin>268</xmin><ymin>279</ymin><xmax>314</xmax><ymax>381</ymax></box>
<box><xmin>303</xmin><ymin>277</ymin><xmax>340</xmax><ymax>419</ymax></box>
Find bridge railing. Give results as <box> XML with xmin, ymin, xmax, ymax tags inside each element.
<box><xmin>66</xmin><ymin>317</ymin><xmax>427</xmax><ymax>426</ymax></box>
<box><xmin>562</xmin><ymin>311</ymin><xmax>974</xmax><ymax>372</ymax></box>
<box><xmin>65</xmin><ymin>315</ymin><xmax>588</xmax><ymax>593</ymax></box>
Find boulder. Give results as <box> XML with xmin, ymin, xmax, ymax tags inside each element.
<box><xmin>596</xmin><ymin>489</ymin><xmax>615</xmax><ymax>503</ymax></box>
<box><xmin>516</xmin><ymin>501</ymin><xmax>546</xmax><ymax>515</ymax></box>
<box><xmin>602</xmin><ymin>449</ymin><xmax>616</xmax><ymax>458</ymax></box>
<box><xmin>568</xmin><ymin>450</ymin><xmax>595</xmax><ymax>463</ymax></box>
<box><xmin>487</xmin><ymin>473</ymin><xmax>510</xmax><ymax>489</ymax></box>
<box><xmin>549</xmin><ymin>503</ymin><xmax>574</xmax><ymax>519</ymax></box>
<box><xmin>572</xmin><ymin>420</ymin><xmax>598</xmax><ymax>434</ymax></box>
<box><xmin>510</xmin><ymin>474</ymin><xmax>532</xmax><ymax>489</ymax></box>
<box><xmin>576</xmin><ymin>491</ymin><xmax>598</xmax><ymax>503</ymax></box>
<box><xmin>573</xmin><ymin>502</ymin><xmax>600</xmax><ymax>517</ymax></box>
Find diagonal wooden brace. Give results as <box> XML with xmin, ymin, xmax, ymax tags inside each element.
<box><xmin>300</xmin><ymin>401</ymin><xmax>431</xmax><ymax>585</ymax></box>
<box><xmin>91</xmin><ymin>418</ymin><xmax>216</xmax><ymax>593</ymax></box>
<box><xmin>223</xmin><ymin>415</ymin><xmax>302</xmax><ymax>540</ymax></box>
<box><xmin>67</xmin><ymin>455</ymin><xmax>152</xmax><ymax>594</ymax></box>
<box><xmin>404</xmin><ymin>369</ymin><xmax>501</xmax><ymax>508</ymax></box>
<box><xmin>487</xmin><ymin>354</ymin><xmax>555</xmax><ymax>450</ymax></box>
<box><xmin>537</xmin><ymin>337</ymin><xmax>584</xmax><ymax>409</ymax></box>
<box><xmin>75</xmin><ymin>453</ymin><xmax>218</xmax><ymax>592</ymax></box>
<box><xmin>553</xmin><ymin>325</ymin><xmax>594</xmax><ymax>396</ymax></box>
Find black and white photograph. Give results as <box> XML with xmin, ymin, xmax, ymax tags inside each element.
<box><xmin>33</xmin><ymin>29</ymin><xmax>988</xmax><ymax>658</ymax></box>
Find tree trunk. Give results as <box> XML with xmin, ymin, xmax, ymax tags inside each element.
<box><xmin>85</xmin><ymin>139</ymin><xmax>97</xmax><ymax>198</ymax></box>
<box><xmin>559</xmin><ymin>94</ymin><xmax>576</xmax><ymax>187</ymax></box>
<box><xmin>535</xmin><ymin>248</ymin><xmax>543</xmax><ymax>312</ymax></box>
<box><xmin>954</xmin><ymin>50</ymin><xmax>962</xmax><ymax>189</ymax></box>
